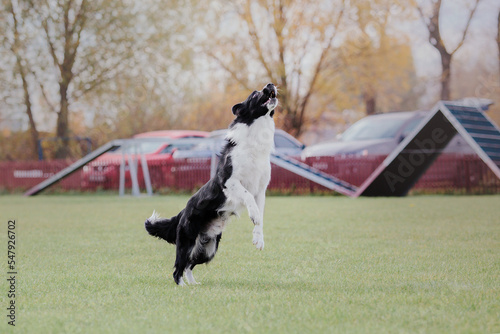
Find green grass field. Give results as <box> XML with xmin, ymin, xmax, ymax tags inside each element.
<box><xmin>1</xmin><ymin>194</ymin><xmax>499</xmax><ymax>333</ymax></box>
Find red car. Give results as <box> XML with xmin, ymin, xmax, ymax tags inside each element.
<box><xmin>81</xmin><ymin>130</ymin><xmax>209</xmax><ymax>190</ymax></box>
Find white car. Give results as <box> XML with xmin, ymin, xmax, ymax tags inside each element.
<box><xmin>302</xmin><ymin>111</ymin><xmax>474</xmax><ymax>158</ymax></box>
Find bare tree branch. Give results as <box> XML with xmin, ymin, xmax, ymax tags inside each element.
<box><xmin>41</xmin><ymin>19</ymin><xmax>63</xmax><ymax>76</ymax></box>
<box><xmin>205</xmin><ymin>50</ymin><xmax>252</xmax><ymax>91</ymax></box>
<box><xmin>73</xmin><ymin>61</ymin><xmax>125</xmax><ymax>100</ymax></box>
<box><xmin>295</xmin><ymin>1</ymin><xmax>345</xmax><ymax>134</ymax></box>
<box><xmin>450</xmin><ymin>0</ymin><xmax>481</xmax><ymax>55</ymax></box>
<box><xmin>240</xmin><ymin>0</ymin><xmax>276</xmax><ymax>82</ymax></box>
<box><xmin>32</xmin><ymin>70</ymin><xmax>57</xmax><ymax>112</ymax></box>
<box><xmin>415</xmin><ymin>3</ymin><xmax>431</xmax><ymax>30</ymax></box>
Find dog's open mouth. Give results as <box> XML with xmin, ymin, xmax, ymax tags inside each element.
<box><xmin>263</xmin><ymin>97</ymin><xmax>273</xmax><ymax>106</ymax></box>
<box><xmin>262</xmin><ymin>86</ymin><xmax>277</xmax><ymax>107</ymax></box>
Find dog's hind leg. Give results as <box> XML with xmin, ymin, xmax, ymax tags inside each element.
<box><xmin>185</xmin><ymin>265</ymin><xmax>199</xmax><ymax>285</ymax></box>
<box><xmin>252</xmin><ymin>191</ymin><xmax>266</xmax><ymax>250</ymax></box>
<box><xmin>173</xmin><ymin>256</ymin><xmax>187</xmax><ymax>286</ymax></box>
<box><xmin>173</xmin><ymin>237</ymin><xmax>192</xmax><ymax>286</ymax></box>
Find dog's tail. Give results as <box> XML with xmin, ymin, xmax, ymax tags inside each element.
<box><xmin>144</xmin><ymin>210</ymin><xmax>179</xmax><ymax>244</ymax></box>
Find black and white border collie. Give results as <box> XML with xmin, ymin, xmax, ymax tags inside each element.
<box><xmin>145</xmin><ymin>83</ymin><xmax>278</xmax><ymax>286</ymax></box>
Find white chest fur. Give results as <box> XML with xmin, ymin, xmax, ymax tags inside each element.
<box><xmin>226</xmin><ymin>116</ymin><xmax>275</xmax><ymax>196</ymax></box>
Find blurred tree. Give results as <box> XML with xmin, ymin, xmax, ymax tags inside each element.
<box><xmin>26</xmin><ymin>0</ymin><xmax>141</xmax><ymax>158</ymax></box>
<box><xmin>79</xmin><ymin>0</ymin><xmax>203</xmax><ymax>148</ymax></box>
<box><xmin>204</xmin><ymin>0</ymin><xmax>345</xmax><ymax>137</ymax></box>
<box><xmin>337</xmin><ymin>38</ymin><xmax>417</xmax><ymax>115</ymax></box>
<box><xmin>414</xmin><ymin>0</ymin><xmax>481</xmax><ymax>100</ymax></box>
<box><xmin>336</xmin><ymin>0</ymin><xmax>418</xmax><ymax>115</ymax></box>
<box><xmin>1</xmin><ymin>0</ymin><xmax>194</xmax><ymax>159</ymax></box>
<box><xmin>178</xmin><ymin>85</ymin><xmax>249</xmax><ymax>131</ymax></box>
<box><xmin>3</xmin><ymin>0</ymin><xmax>39</xmax><ymax>159</ymax></box>
<box><xmin>311</xmin><ymin>0</ymin><xmax>417</xmax><ymax>116</ymax></box>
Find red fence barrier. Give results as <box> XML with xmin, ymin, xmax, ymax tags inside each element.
<box><xmin>1</xmin><ymin>154</ymin><xmax>499</xmax><ymax>194</ymax></box>
<box><xmin>0</xmin><ymin>160</ymin><xmax>81</xmax><ymax>191</ymax></box>
<box><xmin>300</xmin><ymin>154</ymin><xmax>500</xmax><ymax>194</ymax></box>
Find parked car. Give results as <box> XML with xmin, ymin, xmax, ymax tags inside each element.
<box><xmin>173</xmin><ymin>129</ymin><xmax>305</xmax><ymax>160</ymax></box>
<box><xmin>302</xmin><ymin>110</ymin><xmax>475</xmax><ymax>158</ymax></box>
<box><xmin>81</xmin><ymin>130</ymin><xmax>209</xmax><ymax>189</ymax></box>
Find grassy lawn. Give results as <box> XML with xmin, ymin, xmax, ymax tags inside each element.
<box><xmin>1</xmin><ymin>194</ymin><xmax>499</xmax><ymax>333</ymax></box>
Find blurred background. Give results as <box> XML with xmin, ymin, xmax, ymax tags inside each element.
<box><xmin>1</xmin><ymin>0</ymin><xmax>499</xmax><ymax>194</ymax></box>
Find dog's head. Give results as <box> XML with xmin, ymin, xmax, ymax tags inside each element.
<box><xmin>231</xmin><ymin>83</ymin><xmax>278</xmax><ymax>125</ymax></box>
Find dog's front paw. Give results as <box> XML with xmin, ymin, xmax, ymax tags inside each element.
<box><xmin>248</xmin><ymin>206</ymin><xmax>261</xmax><ymax>226</ymax></box>
<box><xmin>252</xmin><ymin>226</ymin><xmax>264</xmax><ymax>250</ymax></box>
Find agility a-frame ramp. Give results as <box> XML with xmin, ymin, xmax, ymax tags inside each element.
<box><xmin>23</xmin><ymin>138</ymin><xmax>174</xmax><ymax>197</ymax></box>
<box><xmin>24</xmin><ymin>140</ymin><xmax>122</xmax><ymax>196</ymax></box>
<box><xmin>270</xmin><ymin>154</ymin><xmax>358</xmax><ymax>196</ymax></box>
<box><xmin>269</xmin><ymin>101</ymin><xmax>500</xmax><ymax>197</ymax></box>
<box><xmin>354</xmin><ymin>101</ymin><xmax>500</xmax><ymax>197</ymax></box>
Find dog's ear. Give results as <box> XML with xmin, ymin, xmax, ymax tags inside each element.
<box><xmin>232</xmin><ymin>103</ymin><xmax>243</xmax><ymax>115</ymax></box>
